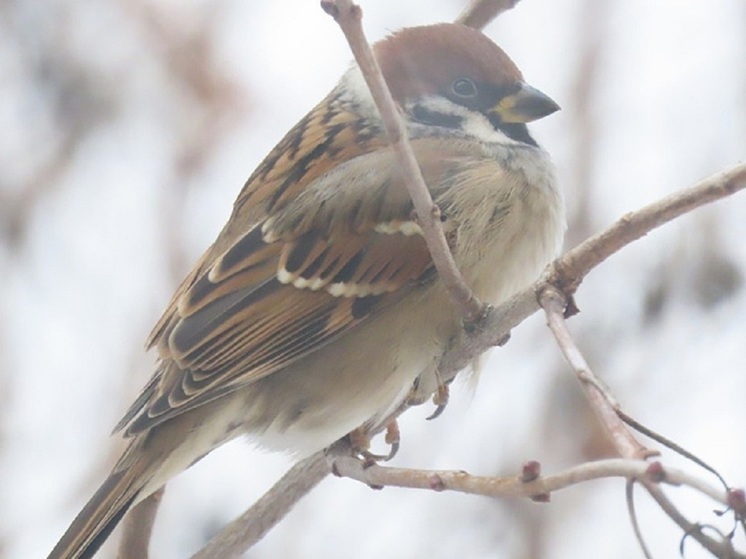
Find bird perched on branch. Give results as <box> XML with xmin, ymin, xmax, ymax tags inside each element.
<box><xmin>49</xmin><ymin>22</ymin><xmax>564</xmax><ymax>559</ymax></box>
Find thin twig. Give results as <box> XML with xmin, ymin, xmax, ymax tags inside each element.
<box><xmin>329</xmin><ymin>449</ymin><xmax>745</xmax><ymax>558</ymax></box>
<box><xmin>538</xmin><ymin>282</ymin><xmax>743</xmax><ymax>555</ymax></box>
<box><xmin>456</xmin><ymin>0</ymin><xmax>522</xmax><ymax>30</ymax></box>
<box><xmin>327</xmin><ymin>453</ymin><xmax>729</xmax><ymax>504</ymax></box>
<box><xmin>626</xmin><ymin>480</ymin><xmax>655</xmax><ymax>559</ymax></box>
<box><xmin>321</xmin><ymin>0</ymin><xmax>486</xmax><ymax>323</ymax></box>
<box><xmin>540</xmin><ymin>285</ymin><xmax>653</xmax><ymax>460</ymax></box>
<box><xmin>645</xmin><ymin>480</ymin><xmax>743</xmax><ymax>559</ymax></box>
<box><xmin>619</xmin><ymin>409</ymin><xmax>730</xmax><ymax>489</ymax></box>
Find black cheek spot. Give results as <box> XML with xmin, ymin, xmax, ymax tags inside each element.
<box><xmin>411</xmin><ymin>105</ymin><xmax>464</xmax><ymax>129</ymax></box>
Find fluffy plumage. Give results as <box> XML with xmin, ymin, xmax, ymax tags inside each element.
<box><xmin>49</xmin><ymin>22</ymin><xmax>564</xmax><ymax>559</ymax></box>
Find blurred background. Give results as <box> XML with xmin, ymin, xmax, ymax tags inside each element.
<box><xmin>1</xmin><ymin>0</ymin><xmax>745</xmax><ymax>557</ymax></box>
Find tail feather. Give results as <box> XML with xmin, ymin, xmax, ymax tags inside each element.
<box><xmin>48</xmin><ymin>468</ymin><xmax>144</xmax><ymax>559</ymax></box>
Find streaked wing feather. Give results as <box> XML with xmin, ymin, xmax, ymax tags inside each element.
<box><xmin>126</xmin><ymin>226</ymin><xmax>436</xmax><ymax>435</ymax></box>
<box><xmin>231</xmin><ymin>89</ymin><xmax>387</xmax><ymax>219</ymax></box>
<box><xmin>126</xmin><ymin>228</ymin><xmax>431</xmax><ymax>435</ymax></box>
<box><xmin>123</xmin><ymin>119</ymin><xmax>461</xmax><ymax>435</ymax></box>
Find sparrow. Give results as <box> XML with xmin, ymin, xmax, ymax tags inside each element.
<box><xmin>49</xmin><ymin>22</ymin><xmax>565</xmax><ymax>559</ymax></box>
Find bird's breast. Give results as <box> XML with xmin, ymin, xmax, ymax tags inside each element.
<box><xmin>442</xmin><ymin>144</ymin><xmax>565</xmax><ymax>305</ymax></box>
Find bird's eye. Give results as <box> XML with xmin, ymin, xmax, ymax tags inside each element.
<box><xmin>451</xmin><ymin>78</ymin><xmax>478</xmax><ymax>98</ymax></box>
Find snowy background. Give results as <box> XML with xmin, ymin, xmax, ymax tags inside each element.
<box><xmin>1</xmin><ymin>0</ymin><xmax>745</xmax><ymax>558</ymax></box>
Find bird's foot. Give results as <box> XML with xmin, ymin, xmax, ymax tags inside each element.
<box><xmin>348</xmin><ymin>420</ymin><xmax>400</xmax><ymax>467</ymax></box>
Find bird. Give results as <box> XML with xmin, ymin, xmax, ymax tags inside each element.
<box><xmin>48</xmin><ymin>22</ymin><xmax>565</xmax><ymax>559</ymax></box>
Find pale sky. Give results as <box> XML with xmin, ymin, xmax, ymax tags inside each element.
<box><xmin>1</xmin><ymin>1</ymin><xmax>745</xmax><ymax>558</ymax></box>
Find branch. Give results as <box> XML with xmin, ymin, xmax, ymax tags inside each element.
<box><xmin>540</xmin><ymin>271</ymin><xmax>746</xmax><ymax>557</ymax></box>
<box><xmin>438</xmin><ymin>162</ymin><xmax>746</xmax><ymax>386</ymax></box>
<box><xmin>328</xmin><ymin>448</ymin><xmax>745</xmax><ymax>558</ymax></box>
<box><xmin>190</xmin><ymin>452</ymin><xmax>329</xmax><ymax>559</ymax></box>
<box><xmin>320</xmin><ymin>0</ymin><xmax>486</xmax><ymax>323</ymax></box>
<box><xmin>551</xmin><ymin>163</ymin><xmax>746</xmax><ymax>295</ymax></box>
<box><xmin>119</xmin><ymin>488</ymin><xmax>164</xmax><ymax>559</ymax></box>
<box><xmin>540</xmin><ymin>285</ymin><xmax>653</xmax><ymax>460</ymax></box>
<box><xmin>326</xmin><ymin>455</ymin><xmax>730</xmax><ymax>505</ymax></box>
<box><xmin>456</xmin><ymin>0</ymin><xmax>522</xmax><ymax>30</ymax></box>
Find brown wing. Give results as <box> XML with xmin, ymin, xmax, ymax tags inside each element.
<box><xmin>121</xmin><ymin>225</ymin><xmax>433</xmax><ymax>436</ymax></box>
<box><xmin>116</xmin><ymin>95</ymin><xmax>453</xmax><ymax>436</ymax></box>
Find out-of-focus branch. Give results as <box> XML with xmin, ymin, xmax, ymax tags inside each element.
<box><xmin>0</xmin><ymin>142</ymin><xmax>72</xmax><ymax>249</ymax></box>
<box><xmin>564</xmin><ymin>0</ymin><xmax>609</xmax><ymax>246</ymax></box>
<box><xmin>118</xmin><ymin>488</ymin><xmax>164</xmax><ymax>559</ymax></box>
<box><xmin>0</xmin><ymin>73</ymin><xmax>110</xmax><ymax>250</ymax></box>
<box><xmin>119</xmin><ymin>0</ymin><xmax>248</xmax><ymax>282</ymax></box>
<box><xmin>320</xmin><ymin>0</ymin><xmax>485</xmax><ymax>323</ymax></box>
<box><xmin>456</xmin><ymin>0</ymin><xmax>522</xmax><ymax>30</ymax></box>
<box><xmin>190</xmin><ymin>453</ymin><xmax>329</xmax><ymax>559</ymax></box>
